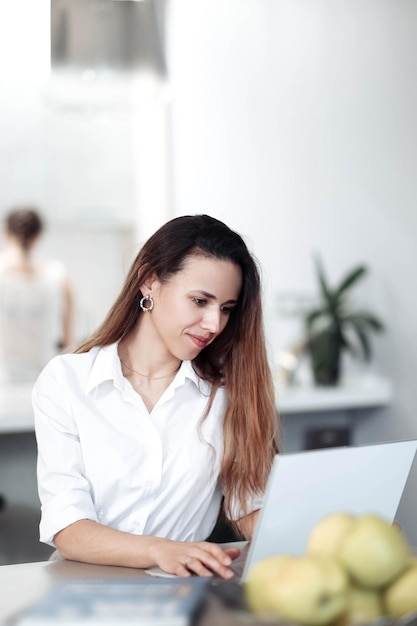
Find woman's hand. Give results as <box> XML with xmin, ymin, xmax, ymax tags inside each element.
<box><xmin>54</xmin><ymin>520</ymin><xmax>241</xmax><ymax>577</ymax></box>
<box><xmin>147</xmin><ymin>538</ymin><xmax>241</xmax><ymax>578</ymax></box>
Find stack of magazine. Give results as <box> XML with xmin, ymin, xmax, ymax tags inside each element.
<box><xmin>10</xmin><ymin>577</ymin><xmax>209</xmax><ymax>626</ymax></box>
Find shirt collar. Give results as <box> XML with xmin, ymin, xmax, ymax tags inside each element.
<box><xmin>174</xmin><ymin>360</ymin><xmax>212</xmax><ymax>397</ymax></box>
<box><xmin>84</xmin><ymin>343</ymin><xmax>212</xmax><ymax>397</ymax></box>
<box><xmin>85</xmin><ymin>343</ymin><xmax>121</xmax><ymax>395</ymax></box>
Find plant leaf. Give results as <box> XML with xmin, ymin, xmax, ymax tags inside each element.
<box><xmin>314</xmin><ymin>255</ymin><xmax>334</xmax><ymax>305</ymax></box>
<box><xmin>306</xmin><ymin>309</ymin><xmax>332</xmax><ymax>328</ymax></box>
<box><xmin>339</xmin><ymin>328</ymin><xmax>360</xmax><ymax>358</ymax></box>
<box><xmin>343</xmin><ymin>311</ymin><xmax>384</xmax><ymax>332</ymax></box>
<box><xmin>334</xmin><ymin>265</ymin><xmax>367</xmax><ymax>300</ymax></box>
<box><xmin>353</xmin><ymin>324</ymin><xmax>372</xmax><ymax>360</ymax></box>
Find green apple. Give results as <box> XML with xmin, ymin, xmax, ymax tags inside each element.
<box><xmin>248</xmin><ymin>555</ymin><xmax>349</xmax><ymax>626</ymax></box>
<box><xmin>245</xmin><ymin>554</ymin><xmax>293</xmax><ymax>614</ymax></box>
<box><xmin>346</xmin><ymin>585</ymin><xmax>383</xmax><ymax>623</ymax></box>
<box><xmin>307</xmin><ymin>512</ymin><xmax>357</xmax><ymax>557</ymax></box>
<box><xmin>338</xmin><ymin>514</ymin><xmax>410</xmax><ymax>588</ymax></box>
<box><xmin>384</xmin><ymin>563</ymin><xmax>417</xmax><ymax>619</ymax></box>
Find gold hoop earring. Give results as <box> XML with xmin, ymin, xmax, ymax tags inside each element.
<box><xmin>140</xmin><ymin>295</ymin><xmax>154</xmax><ymax>312</ymax></box>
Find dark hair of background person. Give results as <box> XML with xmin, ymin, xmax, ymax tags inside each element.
<box><xmin>5</xmin><ymin>207</ymin><xmax>44</xmax><ymax>251</ymax></box>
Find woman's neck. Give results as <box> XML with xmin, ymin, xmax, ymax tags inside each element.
<box><xmin>118</xmin><ymin>329</ymin><xmax>182</xmax><ymax>413</ymax></box>
<box><xmin>118</xmin><ymin>325</ymin><xmax>182</xmax><ymax>381</ymax></box>
<box><xmin>1</xmin><ymin>243</ymin><xmax>35</xmax><ymax>273</ymax></box>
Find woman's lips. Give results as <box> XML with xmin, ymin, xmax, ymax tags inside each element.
<box><xmin>188</xmin><ymin>334</ymin><xmax>210</xmax><ymax>349</ymax></box>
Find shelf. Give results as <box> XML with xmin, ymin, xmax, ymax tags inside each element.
<box><xmin>49</xmin><ymin>217</ymin><xmax>134</xmax><ymax>233</ymax></box>
<box><xmin>277</xmin><ymin>375</ymin><xmax>393</xmax><ymax>415</ymax></box>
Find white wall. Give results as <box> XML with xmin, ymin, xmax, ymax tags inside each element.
<box><xmin>0</xmin><ymin>1</ymin><xmax>172</xmax><ymax>341</ymax></box>
<box><xmin>166</xmin><ymin>0</ymin><xmax>417</xmax><ymax>543</ymax></box>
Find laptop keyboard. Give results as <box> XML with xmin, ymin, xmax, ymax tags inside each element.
<box><xmin>207</xmin><ymin>578</ymin><xmax>247</xmax><ymax>610</ymax></box>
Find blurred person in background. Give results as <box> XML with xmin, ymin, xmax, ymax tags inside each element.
<box><xmin>0</xmin><ymin>206</ymin><xmax>74</xmax><ymax>384</ymax></box>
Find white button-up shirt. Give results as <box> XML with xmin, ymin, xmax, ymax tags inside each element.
<box><xmin>33</xmin><ymin>343</ymin><xmax>258</xmax><ymax>547</ymax></box>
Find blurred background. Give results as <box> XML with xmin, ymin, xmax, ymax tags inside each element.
<box><xmin>0</xmin><ymin>0</ymin><xmax>416</xmax><ymax>560</ymax></box>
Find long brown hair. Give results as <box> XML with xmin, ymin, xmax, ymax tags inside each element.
<box><xmin>76</xmin><ymin>215</ymin><xmax>279</xmax><ymax>528</ymax></box>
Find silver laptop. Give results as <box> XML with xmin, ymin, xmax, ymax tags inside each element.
<box><xmin>235</xmin><ymin>439</ymin><xmax>417</xmax><ymax>582</ymax></box>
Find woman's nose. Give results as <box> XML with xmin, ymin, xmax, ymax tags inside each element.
<box><xmin>201</xmin><ymin>308</ymin><xmax>222</xmax><ymax>333</ymax></box>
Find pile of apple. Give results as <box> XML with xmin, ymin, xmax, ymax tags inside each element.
<box><xmin>245</xmin><ymin>512</ymin><xmax>417</xmax><ymax>626</ymax></box>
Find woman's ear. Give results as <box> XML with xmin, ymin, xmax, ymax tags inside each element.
<box><xmin>137</xmin><ymin>267</ymin><xmax>157</xmax><ymax>294</ymax></box>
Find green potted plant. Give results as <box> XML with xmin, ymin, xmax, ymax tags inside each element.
<box><xmin>305</xmin><ymin>256</ymin><xmax>384</xmax><ymax>386</ymax></box>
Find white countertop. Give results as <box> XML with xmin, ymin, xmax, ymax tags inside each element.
<box><xmin>0</xmin><ymin>383</ymin><xmax>34</xmax><ymax>433</ymax></box>
<box><xmin>277</xmin><ymin>375</ymin><xmax>393</xmax><ymax>414</ymax></box>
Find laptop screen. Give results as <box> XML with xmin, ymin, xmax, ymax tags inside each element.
<box><xmin>241</xmin><ymin>439</ymin><xmax>417</xmax><ymax>581</ymax></box>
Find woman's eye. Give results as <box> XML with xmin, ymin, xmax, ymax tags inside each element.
<box><xmin>192</xmin><ymin>298</ymin><xmax>206</xmax><ymax>306</ymax></box>
<box><xmin>220</xmin><ymin>305</ymin><xmax>233</xmax><ymax>315</ymax></box>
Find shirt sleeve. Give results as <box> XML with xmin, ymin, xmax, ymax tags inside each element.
<box><xmin>226</xmin><ymin>490</ymin><xmax>264</xmax><ymax>521</ymax></box>
<box><xmin>33</xmin><ymin>358</ymin><xmax>98</xmax><ymax>546</ymax></box>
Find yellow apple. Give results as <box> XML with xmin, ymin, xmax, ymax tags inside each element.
<box><xmin>307</xmin><ymin>512</ymin><xmax>357</xmax><ymax>557</ymax></box>
<box><xmin>247</xmin><ymin>555</ymin><xmax>349</xmax><ymax>626</ymax></box>
<box><xmin>384</xmin><ymin>563</ymin><xmax>417</xmax><ymax>619</ymax></box>
<box><xmin>338</xmin><ymin>514</ymin><xmax>410</xmax><ymax>588</ymax></box>
<box><xmin>346</xmin><ymin>585</ymin><xmax>383</xmax><ymax>623</ymax></box>
<box><xmin>245</xmin><ymin>554</ymin><xmax>293</xmax><ymax>614</ymax></box>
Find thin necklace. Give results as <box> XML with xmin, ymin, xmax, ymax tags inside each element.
<box><xmin>120</xmin><ymin>358</ymin><xmax>181</xmax><ymax>380</ymax></box>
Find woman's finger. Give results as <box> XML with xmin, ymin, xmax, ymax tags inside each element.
<box><xmin>187</xmin><ymin>548</ymin><xmax>234</xmax><ymax>579</ymax></box>
<box><xmin>184</xmin><ymin>556</ymin><xmax>214</xmax><ymax>577</ymax></box>
<box><xmin>224</xmin><ymin>547</ymin><xmax>241</xmax><ymax>560</ymax></box>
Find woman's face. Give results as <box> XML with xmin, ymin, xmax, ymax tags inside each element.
<box><xmin>145</xmin><ymin>255</ymin><xmax>242</xmax><ymax>361</ymax></box>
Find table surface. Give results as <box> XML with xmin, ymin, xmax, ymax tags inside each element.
<box><xmin>1</xmin><ymin>550</ymin><xmax>416</xmax><ymax>626</ymax></box>
<box><xmin>0</xmin><ymin>545</ymin><xmax>268</xmax><ymax>626</ymax></box>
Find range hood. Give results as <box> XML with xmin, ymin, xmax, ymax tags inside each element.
<box><xmin>51</xmin><ymin>0</ymin><xmax>167</xmax><ymax>76</ymax></box>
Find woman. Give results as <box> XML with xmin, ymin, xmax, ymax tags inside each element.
<box><xmin>33</xmin><ymin>214</ymin><xmax>279</xmax><ymax>579</ymax></box>
<box><xmin>0</xmin><ymin>206</ymin><xmax>73</xmax><ymax>383</ymax></box>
